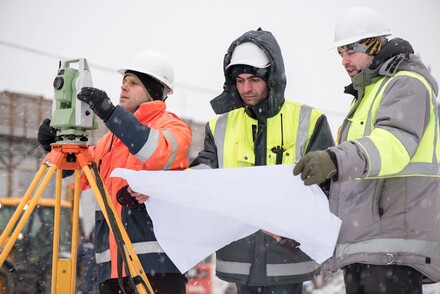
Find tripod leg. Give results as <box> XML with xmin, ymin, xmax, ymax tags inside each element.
<box><xmin>0</xmin><ymin>163</ymin><xmax>48</xmax><ymax>248</ymax></box>
<box><xmin>51</xmin><ymin>169</ymin><xmax>67</xmax><ymax>293</ymax></box>
<box><xmin>51</xmin><ymin>169</ymin><xmax>81</xmax><ymax>294</ymax></box>
<box><xmin>69</xmin><ymin>170</ymin><xmax>81</xmax><ymax>293</ymax></box>
<box><xmin>51</xmin><ymin>170</ymin><xmax>61</xmax><ymax>293</ymax></box>
<box><xmin>82</xmin><ymin>165</ymin><xmax>154</xmax><ymax>294</ymax></box>
<box><xmin>0</xmin><ymin>163</ymin><xmax>57</xmax><ymax>266</ymax></box>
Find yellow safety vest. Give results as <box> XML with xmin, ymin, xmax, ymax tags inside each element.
<box><xmin>208</xmin><ymin>100</ymin><xmax>324</xmax><ymax>168</ymax></box>
<box><xmin>346</xmin><ymin>70</ymin><xmax>440</xmax><ymax>178</ymax></box>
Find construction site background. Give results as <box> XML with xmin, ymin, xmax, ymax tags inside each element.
<box><xmin>0</xmin><ymin>90</ymin><xmax>205</xmax><ymax>200</ymax></box>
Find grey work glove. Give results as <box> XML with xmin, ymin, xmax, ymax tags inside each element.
<box><xmin>293</xmin><ymin>150</ymin><xmax>337</xmax><ymax>186</ymax></box>
<box><xmin>37</xmin><ymin>118</ymin><xmax>56</xmax><ymax>152</ymax></box>
<box><xmin>77</xmin><ymin>87</ymin><xmax>115</xmax><ymax>122</ymax></box>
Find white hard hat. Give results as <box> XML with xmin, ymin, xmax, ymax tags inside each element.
<box><xmin>118</xmin><ymin>49</ymin><xmax>174</xmax><ymax>95</ymax></box>
<box><xmin>226</xmin><ymin>42</ymin><xmax>270</xmax><ymax>70</ymax></box>
<box><xmin>332</xmin><ymin>6</ymin><xmax>392</xmax><ymax>49</ymax></box>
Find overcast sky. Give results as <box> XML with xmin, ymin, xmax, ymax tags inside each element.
<box><xmin>1</xmin><ymin>0</ymin><xmax>439</xmax><ymax>135</ymax></box>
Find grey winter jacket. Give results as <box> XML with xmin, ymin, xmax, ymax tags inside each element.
<box><xmin>323</xmin><ymin>38</ymin><xmax>440</xmax><ymax>283</ymax></box>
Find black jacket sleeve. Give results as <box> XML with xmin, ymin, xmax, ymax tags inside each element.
<box><xmin>105</xmin><ymin>106</ymin><xmax>151</xmax><ymax>156</ymax></box>
<box><xmin>305</xmin><ymin>115</ymin><xmax>335</xmax><ymax>196</ymax></box>
<box><xmin>305</xmin><ymin>115</ymin><xmax>334</xmax><ymax>153</ymax></box>
<box><xmin>190</xmin><ymin>123</ymin><xmax>219</xmax><ymax>168</ymax></box>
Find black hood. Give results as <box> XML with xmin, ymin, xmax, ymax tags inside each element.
<box><xmin>370</xmin><ymin>37</ymin><xmax>414</xmax><ymax>70</ymax></box>
<box><xmin>210</xmin><ymin>28</ymin><xmax>286</xmax><ymax>119</ymax></box>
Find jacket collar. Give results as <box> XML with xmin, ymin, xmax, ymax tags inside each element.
<box><xmin>345</xmin><ymin>38</ymin><xmax>415</xmax><ymax>99</ymax></box>
<box><xmin>133</xmin><ymin>100</ymin><xmax>166</xmax><ymax>121</ymax></box>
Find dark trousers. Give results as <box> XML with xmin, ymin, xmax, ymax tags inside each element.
<box><xmin>343</xmin><ymin>263</ymin><xmax>423</xmax><ymax>294</ymax></box>
<box><xmin>236</xmin><ymin>283</ymin><xmax>302</xmax><ymax>294</ymax></box>
<box><xmin>99</xmin><ymin>273</ymin><xmax>187</xmax><ymax>294</ymax></box>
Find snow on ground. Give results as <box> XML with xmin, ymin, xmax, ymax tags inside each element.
<box><xmin>424</xmin><ymin>283</ymin><xmax>440</xmax><ymax>294</ymax></box>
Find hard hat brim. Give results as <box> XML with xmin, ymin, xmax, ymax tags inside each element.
<box><xmin>330</xmin><ymin>32</ymin><xmax>392</xmax><ymax>50</ymax></box>
<box><xmin>118</xmin><ymin>68</ymin><xmax>173</xmax><ymax>95</ymax></box>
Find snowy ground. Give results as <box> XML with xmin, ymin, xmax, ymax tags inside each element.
<box><xmin>424</xmin><ymin>283</ymin><xmax>440</xmax><ymax>294</ymax></box>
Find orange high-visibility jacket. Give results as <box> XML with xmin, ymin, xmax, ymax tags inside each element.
<box><xmin>81</xmin><ymin>100</ymin><xmax>191</xmax><ymax>282</ymax></box>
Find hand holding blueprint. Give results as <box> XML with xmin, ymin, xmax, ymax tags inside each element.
<box><xmin>111</xmin><ymin>164</ymin><xmax>341</xmax><ymax>273</ymax></box>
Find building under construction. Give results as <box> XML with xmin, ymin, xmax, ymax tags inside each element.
<box><xmin>0</xmin><ymin>90</ymin><xmax>205</xmax><ymax>199</ymax></box>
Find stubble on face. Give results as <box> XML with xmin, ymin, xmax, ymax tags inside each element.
<box><xmin>119</xmin><ymin>74</ymin><xmax>151</xmax><ymax>113</ymax></box>
<box><xmin>338</xmin><ymin>47</ymin><xmax>374</xmax><ymax>81</ymax></box>
<box><xmin>235</xmin><ymin>74</ymin><xmax>269</xmax><ymax>106</ymax></box>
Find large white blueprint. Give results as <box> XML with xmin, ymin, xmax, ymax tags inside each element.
<box><xmin>111</xmin><ymin>164</ymin><xmax>341</xmax><ymax>273</ymax></box>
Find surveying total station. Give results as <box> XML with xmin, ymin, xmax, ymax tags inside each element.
<box><xmin>51</xmin><ymin>58</ymin><xmax>97</xmax><ymax>142</ymax></box>
<box><xmin>0</xmin><ymin>59</ymin><xmax>153</xmax><ymax>293</ymax></box>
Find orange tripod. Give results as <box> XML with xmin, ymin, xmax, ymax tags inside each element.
<box><xmin>0</xmin><ymin>144</ymin><xmax>154</xmax><ymax>294</ymax></box>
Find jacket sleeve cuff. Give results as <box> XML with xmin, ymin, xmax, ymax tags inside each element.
<box><xmin>326</xmin><ymin>149</ymin><xmax>339</xmax><ymax>181</ymax></box>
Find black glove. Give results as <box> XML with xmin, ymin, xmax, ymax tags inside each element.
<box><xmin>77</xmin><ymin>87</ymin><xmax>115</xmax><ymax>122</ymax></box>
<box><xmin>116</xmin><ymin>185</ymin><xmax>141</xmax><ymax>208</ymax></box>
<box><xmin>293</xmin><ymin>150</ymin><xmax>337</xmax><ymax>186</ymax></box>
<box><xmin>37</xmin><ymin>118</ymin><xmax>56</xmax><ymax>152</ymax></box>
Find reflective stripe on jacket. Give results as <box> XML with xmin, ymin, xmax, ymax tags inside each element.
<box><xmin>82</xmin><ymin>101</ymin><xmax>191</xmax><ymax>283</ymax></box>
<box><xmin>326</xmin><ymin>54</ymin><xmax>440</xmax><ymax>282</ymax></box>
<box><xmin>210</xmin><ymin>101</ymin><xmax>326</xmax><ymax>285</ymax></box>
<box><xmin>347</xmin><ymin>71</ymin><xmax>439</xmax><ymax>178</ymax></box>
<box><xmin>210</xmin><ymin>101</ymin><xmax>322</xmax><ymax>168</ymax></box>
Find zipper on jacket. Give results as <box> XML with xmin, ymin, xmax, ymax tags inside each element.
<box><xmin>252</xmin><ymin>124</ymin><xmax>257</xmax><ymax>142</ymax></box>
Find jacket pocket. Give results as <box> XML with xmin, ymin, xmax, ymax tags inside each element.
<box><xmin>372</xmin><ymin>179</ymin><xmax>385</xmax><ymax>236</ymax></box>
<box><xmin>267</xmin><ymin>143</ymin><xmax>296</xmax><ymax>165</ymax></box>
<box><xmin>347</xmin><ymin>112</ymin><xmax>368</xmax><ymax>140</ymax></box>
<box><xmin>236</xmin><ymin>142</ymin><xmax>255</xmax><ymax>167</ymax></box>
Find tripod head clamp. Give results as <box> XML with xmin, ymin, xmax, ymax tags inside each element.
<box><xmin>51</xmin><ymin>58</ymin><xmax>98</xmax><ymax>144</ymax></box>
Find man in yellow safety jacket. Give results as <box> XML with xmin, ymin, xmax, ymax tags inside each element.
<box><xmin>293</xmin><ymin>7</ymin><xmax>440</xmax><ymax>293</ymax></box>
<box><xmin>191</xmin><ymin>28</ymin><xmax>334</xmax><ymax>293</ymax></box>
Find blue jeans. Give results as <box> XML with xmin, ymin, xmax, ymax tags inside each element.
<box><xmin>236</xmin><ymin>283</ymin><xmax>303</xmax><ymax>294</ymax></box>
